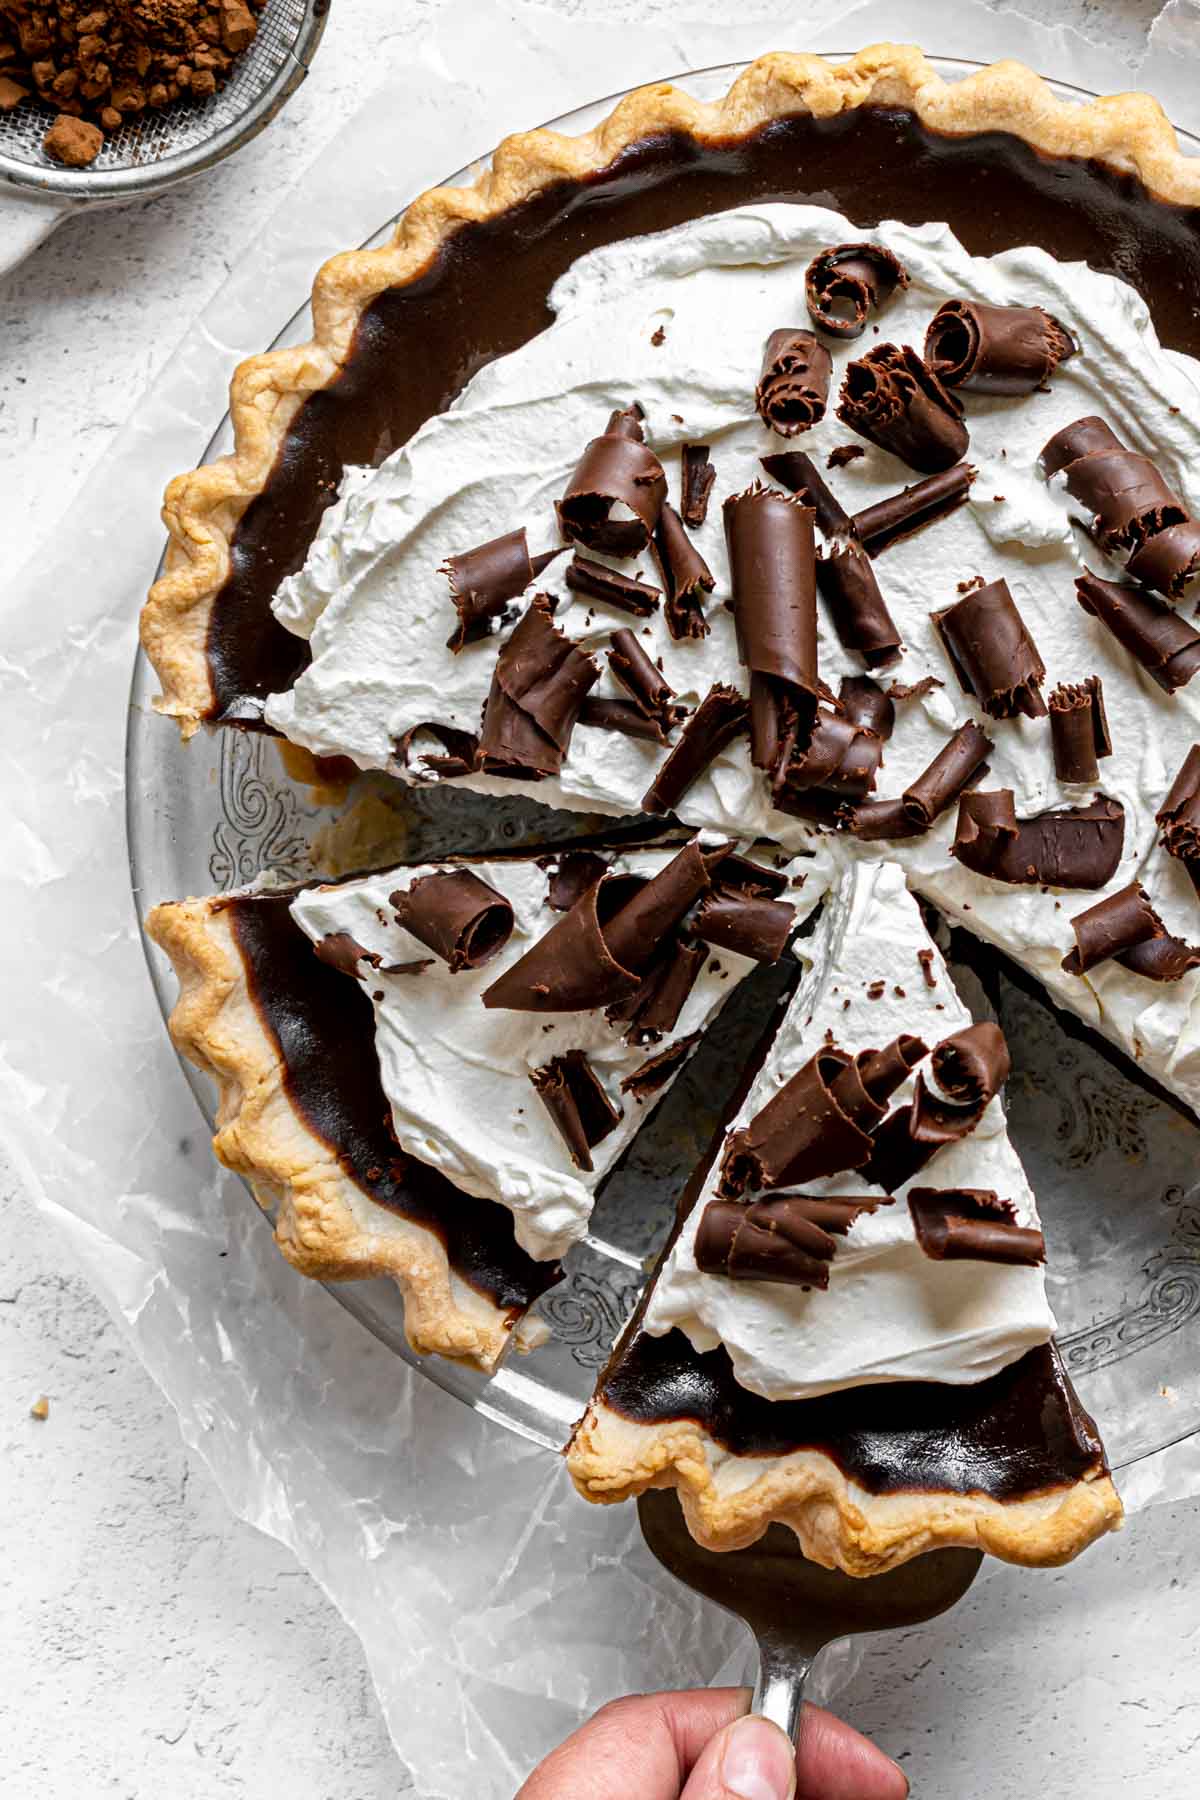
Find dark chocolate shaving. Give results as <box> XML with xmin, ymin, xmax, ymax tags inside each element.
<box><xmin>776</xmin><ymin>706</ymin><xmax>883</xmax><ymax>804</ymax></box>
<box><xmin>443</xmin><ymin>528</ymin><xmax>562</xmax><ymax>651</ymax></box>
<box><xmin>579</xmin><ymin>698</ymin><xmax>674</xmax><ymax>743</ymax></box>
<box><xmin>642</xmin><ymin>685</ymin><xmax>749</xmax><ymax>817</ymax></box>
<box><xmin>931</xmin><ymin>1025</ymin><xmax>1007</xmax><ymax>1107</ymax></box>
<box><xmin>755</xmin><ymin>329</ymin><xmax>832</xmax><ymax>436</ymax></box>
<box><xmin>828</xmin><ymin>444</ymin><xmax>865</xmax><ymax>469</ymax></box>
<box><xmin>724</xmin><ymin>483</ymin><xmax>819</xmax><ymax>775</ymax></box>
<box><xmin>394</xmin><ymin>721</ymin><xmax>478</xmax><ymax>781</ymax></box>
<box><xmin>902</xmin><ymin>720</ymin><xmax>993</xmax><ymax>829</ymax></box>
<box><xmin>1049</xmin><ymin>678</ymin><xmax>1111</xmax><ymax>785</ymax></box>
<box><xmin>815</xmin><ymin>541</ymin><xmax>904</xmax><ymax>668</ymax></box>
<box><xmin>851</xmin><ymin>465</ymin><xmax>976</xmax><ymax>555</ymax></box>
<box><xmin>863</xmin><ymin>1023</ymin><xmax>1010</xmax><ymax>1190</ymax></box>
<box><xmin>620</xmin><ymin>1033</ymin><xmax>702</xmax><ymax>1101</ymax></box>
<box><xmin>607</xmin><ymin>626</ymin><xmax>685</xmax><ymax>738</ymax></box>
<box><xmin>707</xmin><ymin>853</ymin><xmax>789</xmax><ymax>900</ymax></box>
<box><xmin>605</xmin><ymin>934</ymin><xmax>707</xmax><ymax>1045</ymax></box>
<box><xmin>564</xmin><ymin>555</ymin><xmax>661</xmax><ymax>618</ymax></box>
<box><xmin>760</xmin><ymin>450</ymin><xmax>853</xmax><ymax>537</ymax></box>
<box><xmin>692</xmin><ymin>890</ymin><xmax>796</xmax><ymax>964</ymax></box>
<box><xmin>934</xmin><ymin>578</ymin><xmax>1047</xmax><ymax>720</ymax></box>
<box><xmin>1042</xmin><ymin>416</ymin><xmax>1200</xmax><ymax>598</ymax></box>
<box><xmin>477</xmin><ymin>595</ymin><xmax>599</xmax><ymax>779</ymax></box>
<box><xmin>804</xmin><ymin>242</ymin><xmax>909</xmax><ymax>340</ymax></box>
<box><xmin>558</xmin><ymin>404</ymin><xmax>667</xmax><ymax>555</ymax></box>
<box><xmin>850</xmin><ymin>796</ymin><xmax>928</xmax><ymax>841</ymax></box>
<box><xmin>312</xmin><ymin>931</ymin><xmax>381</xmax><ymax>978</ymax></box>
<box><xmin>1157</xmin><ymin>745</ymin><xmax>1200</xmax><ymax>866</ymax></box>
<box><xmin>390</xmin><ymin>869</ymin><xmax>514</xmax><ymax>972</ymax></box>
<box><xmin>837</xmin><ymin>343</ymin><xmax>968</xmax><ymax>474</ymax></box>
<box><xmin>1062</xmin><ymin>881</ymin><xmax>1200</xmax><ymax>981</ymax></box>
<box><xmin>530</xmin><ymin>1051</ymin><xmax>621</xmax><ymax>1172</ymax></box>
<box><xmin>838</xmin><ymin>675</ymin><xmax>895</xmax><ymax>740</ymax></box>
<box><xmin>925</xmin><ymin>300</ymin><xmax>1075</xmax><ymax>395</ymax></box>
<box><xmin>695</xmin><ymin>1195</ymin><xmax>878</xmax><ymax>1290</ymax></box>
<box><xmin>908</xmin><ymin>1189</ymin><xmax>1045</xmax><ymax>1265</ymax></box>
<box><xmin>681</xmin><ymin>444</ymin><xmax>716</xmax><ymax>527</ymax></box>
<box><xmin>887</xmin><ymin>676</ymin><xmax>943</xmax><ymax>702</ymax></box>
<box><xmin>858</xmin><ymin>1036</ymin><xmax>929</xmax><ymax>1103</ymax></box>
<box><xmin>653</xmin><ymin>502</ymin><xmax>715</xmax><ymax>641</ymax></box>
<box><xmin>952</xmin><ymin>789</ymin><xmax>1124</xmax><ymax>889</ymax></box>
<box><xmin>544</xmin><ymin>850</ymin><xmax>608</xmax><ymax>913</ymax></box>
<box><xmin>719</xmin><ymin>1048</ymin><xmax>876</xmax><ymax>1198</ymax></box>
<box><xmin>482</xmin><ymin>839</ymin><xmax>718</xmax><ymax>1012</ymax></box>
<box><xmin>1075</xmin><ymin>572</ymin><xmax>1200</xmax><ymax>693</ymax></box>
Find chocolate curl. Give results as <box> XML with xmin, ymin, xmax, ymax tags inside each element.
<box><xmin>778</xmin><ymin>707</ymin><xmax>883</xmax><ymax>803</ymax></box>
<box><xmin>1043</xmin><ymin>416</ymin><xmax>1200</xmax><ymax>598</ymax></box>
<box><xmin>934</xmin><ymin>578</ymin><xmax>1047</xmax><ymax>720</ymax></box>
<box><xmin>642</xmin><ymin>684</ymin><xmax>748</xmax><ymax>817</ymax></box>
<box><xmin>390</xmin><ymin>869</ymin><xmax>514</xmax><ymax>972</ymax></box>
<box><xmin>953</xmin><ymin>789</ymin><xmax>1125</xmax><ymax>890</ymax></box>
<box><xmin>607</xmin><ymin>627</ymin><xmax>686</xmax><ymax>737</ymax></box>
<box><xmin>478</xmin><ymin>595</ymin><xmax>599</xmax><ymax>779</ymax></box>
<box><xmin>695</xmin><ymin>1195</ymin><xmax>878</xmax><ymax>1290</ymax></box>
<box><xmin>838</xmin><ymin>675</ymin><xmax>895</xmax><ymax>740</ymax></box>
<box><xmin>863</xmin><ymin>1023</ymin><xmax>1010</xmax><ymax>1190</ymax></box>
<box><xmin>851</xmin><ymin>465</ymin><xmax>977</xmax><ymax>556</ymax></box>
<box><xmin>564</xmin><ymin>556</ymin><xmax>661</xmax><ymax>618</ymax></box>
<box><xmin>312</xmin><ymin>932</ymin><xmax>381</xmax><ymax>978</ymax></box>
<box><xmin>930</xmin><ymin>1022</ymin><xmax>1011</xmax><ymax>1106</ymax></box>
<box><xmin>692</xmin><ymin>890</ymin><xmax>796</xmax><ymax>963</ymax></box>
<box><xmin>544</xmin><ymin>850</ymin><xmax>608</xmax><ymax>912</ymax></box>
<box><xmin>707</xmin><ymin>853</ymin><xmax>789</xmax><ymax>900</ymax></box>
<box><xmin>1049</xmin><ymin>678</ymin><xmax>1111</xmax><ymax>785</ymax></box>
<box><xmin>908</xmin><ymin>1189</ymin><xmax>1045</xmax><ymax>1266</ymax></box>
<box><xmin>805</xmin><ymin>242</ymin><xmax>909</xmax><ymax>340</ymax></box>
<box><xmin>530</xmin><ymin>1051</ymin><xmax>621</xmax><ymax>1172</ymax></box>
<box><xmin>482</xmin><ymin>838</ymin><xmax>719</xmax><ymax>1013</ymax></box>
<box><xmin>1061</xmin><ymin>882</ymin><xmax>1184</xmax><ymax>978</ymax></box>
<box><xmin>718</xmin><ymin>1048</ymin><xmax>877</xmax><ymax>1198</ymax></box>
<box><xmin>723</xmin><ymin>484</ymin><xmax>820</xmax><ymax>773</ymax></box>
<box><xmin>760</xmin><ymin>450</ymin><xmax>854</xmax><ymax>537</ymax></box>
<box><xmin>606</xmin><ymin>935</ymin><xmax>707</xmax><ymax>1045</ymax></box>
<box><xmin>816</xmin><ymin>542</ymin><xmax>904</xmax><ymax>668</ymax></box>
<box><xmin>442</xmin><ymin>528</ymin><xmax>562</xmax><ymax>651</ymax></box>
<box><xmin>579</xmin><ymin>699</ymin><xmax>675</xmax><ymax>744</ymax></box>
<box><xmin>1120</xmin><ymin>934</ymin><xmax>1200</xmax><ymax>981</ymax></box>
<box><xmin>902</xmin><ymin>720</ymin><xmax>994</xmax><ymax>829</ymax></box>
<box><xmin>755</xmin><ymin>329</ymin><xmax>833</xmax><ymax>436</ymax></box>
<box><xmin>620</xmin><ymin>1032</ymin><xmax>702</xmax><ymax>1101</ymax></box>
<box><xmin>1075</xmin><ymin>572</ymin><xmax>1200</xmax><ymax>693</ymax></box>
<box><xmin>394</xmin><ymin>721</ymin><xmax>478</xmax><ymax>782</ymax></box>
<box><xmin>681</xmin><ymin>444</ymin><xmax>716</xmax><ymax>527</ymax></box>
<box><xmin>1157</xmin><ymin>747</ymin><xmax>1200</xmax><ymax>885</ymax></box>
<box><xmin>837</xmin><ymin>344</ymin><xmax>968</xmax><ymax>475</ymax></box>
<box><xmin>653</xmin><ymin>502</ymin><xmax>715</xmax><ymax>641</ymax></box>
<box><xmin>558</xmin><ymin>404</ymin><xmax>667</xmax><ymax>556</ymax></box>
<box><xmin>850</xmin><ymin>798</ymin><xmax>928</xmax><ymax>841</ymax></box>
<box><xmin>858</xmin><ymin>1035</ymin><xmax>929</xmax><ymax>1102</ymax></box>
<box><xmin>924</xmin><ymin>300</ymin><xmax>1075</xmax><ymax>395</ymax></box>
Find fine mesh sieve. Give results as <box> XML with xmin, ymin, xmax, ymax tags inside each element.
<box><xmin>0</xmin><ymin>0</ymin><xmax>329</xmax><ymax>202</ymax></box>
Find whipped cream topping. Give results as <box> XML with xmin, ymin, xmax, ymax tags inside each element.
<box><xmin>288</xmin><ymin>845</ymin><xmax>817</xmax><ymax>1262</ymax></box>
<box><xmin>264</xmin><ymin>202</ymin><xmax>1200</xmax><ymax>1118</ymax></box>
<box><xmin>643</xmin><ymin>854</ymin><xmax>1054</xmax><ymax>1400</ymax></box>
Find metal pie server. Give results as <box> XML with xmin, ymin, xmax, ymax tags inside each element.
<box><xmin>637</xmin><ymin>1488</ymin><xmax>982</xmax><ymax>1744</ymax></box>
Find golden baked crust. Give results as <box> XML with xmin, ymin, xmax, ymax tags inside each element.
<box><xmin>567</xmin><ymin>1395</ymin><xmax>1123</xmax><ymax>1576</ymax></box>
<box><xmin>140</xmin><ymin>44</ymin><xmax>1200</xmax><ymax>734</ymax></box>
<box><xmin>147</xmin><ymin>895</ymin><xmax>536</xmax><ymax>1370</ymax></box>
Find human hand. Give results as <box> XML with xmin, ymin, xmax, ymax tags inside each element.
<box><xmin>516</xmin><ymin>1685</ymin><xmax>908</xmax><ymax>1800</ymax></box>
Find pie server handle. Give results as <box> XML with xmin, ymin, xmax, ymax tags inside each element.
<box><xmin>750</xmin><ymin>1623</ymin><xmax>826</xmax><ymax>1744</ymax></box>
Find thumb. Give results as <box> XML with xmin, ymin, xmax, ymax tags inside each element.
<box><xmin>680</xmin><ymin>1715</ymin><xmax>796</xmax><ymax>1800</ymax></box>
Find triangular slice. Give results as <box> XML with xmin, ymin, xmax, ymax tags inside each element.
<box><xmin>569</xmin><ymin>856</ymin><xmax>1123</xmax><ymax>1573</ymax></box>
<box><xmin>148</xmin><ymin>834</ymin><xmax>813</xmax><ymax>1370</ymax></box>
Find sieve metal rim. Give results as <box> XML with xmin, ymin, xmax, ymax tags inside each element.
<box><xmin>0</xmin><ymin>0</ymin><xmax>330</xmax><ymax>205</ymax></box>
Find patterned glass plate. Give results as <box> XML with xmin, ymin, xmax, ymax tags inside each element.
<box><xmin>127</xmin><ymin>59</ymin><xmax>1200</xmax><ymax>1467</ymax></box>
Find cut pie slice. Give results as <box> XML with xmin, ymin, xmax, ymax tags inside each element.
<box><xmin>148</xmin><ymin>834</ymin><xmax>815</xmax><ymax>1368</ymax></box>
<box><xmin>568</xmin><ymin>855</ymin><xmax>1123</xmax><ymax>1573</ymax></box>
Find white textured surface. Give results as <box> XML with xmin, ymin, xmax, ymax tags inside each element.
<box><xmin>3</xmin><ymin>2</ymin><xmax>1200</xmax><ymax>1794</ymax></box>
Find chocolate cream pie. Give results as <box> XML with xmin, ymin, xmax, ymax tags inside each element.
<box><xmin>138</xmin><ymin>44</ymin><xmax>1200</xmax><ymax>1571</ymax></box>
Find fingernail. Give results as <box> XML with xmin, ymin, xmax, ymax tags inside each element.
<box><xmin>719</xmin><ymin>1716</ymin><xmax>796</xmax><ymax>1800</ymax></box>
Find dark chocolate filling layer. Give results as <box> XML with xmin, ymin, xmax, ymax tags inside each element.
<box><xmin>600</xmin><ymin>1329</ymin><xmax>1106</xmax><ymax>1499</ymax></box>
<box><xmin>227</xmin><ymin>893</ymin><xmax>561</xmax><ymax>1314</ymax></box>
<box><xmin>206</xmin><ymin>109</ymin><xmax>1200</xmax><ymax>718</ymax></box>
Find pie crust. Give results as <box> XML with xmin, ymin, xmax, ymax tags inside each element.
<box><xmin>139</xmin><ymin>44</ymin><xmax>1200</xmax><ymax>735</ymax></box>
<box><xmin>567</xmin><ymin>1394</ymin><xmax>1122</xmax><ymax>1575</ymax></box>
<box><xmin>147</xmin><ymin>895</ymin><xmax>542</xmax><ymax>1370</ymax></box>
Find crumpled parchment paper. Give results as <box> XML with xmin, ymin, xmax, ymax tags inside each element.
<box><xmin>4</xmin><ymin>2</ymin><xmax>1200</xmax><ymax>1792</ymax></box>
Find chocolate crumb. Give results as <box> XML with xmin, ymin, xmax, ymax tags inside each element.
<box><xmin>894</xmin><ymin>985</ymin><xmax>906</xmax><ymax>997</ymax></box>
<box><xmin>866</xmin><ymin>980</ymin><xmax>885</xmax><ymax>999</ymax></box>
<box><xmin>650</xmin><ymin>325</ymin><xmax>666</xmax><ymax>346</ymax></box>
<box><xmin>827</xmin><ymin>443</ymin><xmax>866</xmax><ymax>470</ymax></box>
<box><xmin>917</xmin><ymin>948</ymin><xmax>937</xmax><ymax>988</ymax></box>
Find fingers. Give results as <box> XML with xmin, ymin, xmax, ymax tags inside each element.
<box><xmin>515</xmin><ymin>1687</ymin><xmax>749</xmax><ymax>1799</ymax></box>
<box><xmin>680</xmin><ymin>1706</ymin><xmax>907</xmax><ymax>1800</ymax></box>
<box><xmin>680</xmin><ymin>1714</ymin><xmax>797</xmax><ymax>1800</ymax></box>
<box><xmin>795</xmin><ymin>1705</ymin><xmax>909</xmax><ymax>1800</ymax></box>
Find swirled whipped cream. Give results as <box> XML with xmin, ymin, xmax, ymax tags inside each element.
<box><xmin>288</xmin><ymin>844</ymin><xmax>817</xmax><ymax>1261</ymax></box>
<box><xmin>265</xmin><ymin>201</ymin><xmax>1200</xmax><ymax>1115</ymax></box>
<box><xmin>643</xmin><ymin>854</ymin><xmax>1054</xmax><ymax>1400</ymax></box>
